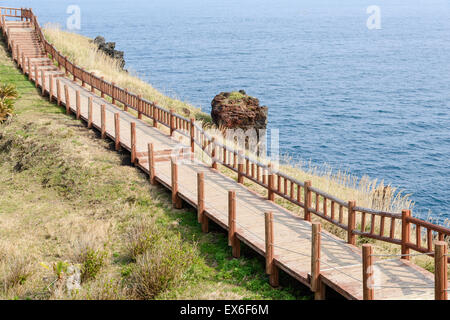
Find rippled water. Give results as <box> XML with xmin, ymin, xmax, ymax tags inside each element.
<box><xmin>8</xmin><ymin>0</ymin><xmax>450</xmax><ymax>221</ymax></box>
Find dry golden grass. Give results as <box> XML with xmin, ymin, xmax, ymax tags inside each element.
<box><xmin>0</xmin><ymin>244</ymin><xmax>33</xmax><ymax>293</ymax></box>
<box><xmin>43</xmin><ymin>24</ymin><xmax>208</xmax><ymax>121</ymax></box>
<box><xmin>129</xmin><ymin>234</ymin><xmax>196</xmax><ymax>300</ymax></box>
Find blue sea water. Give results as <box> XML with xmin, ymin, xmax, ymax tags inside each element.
<box><xmin>7</xmin><ymin>0</ymin><xmax>450</xmax><ymax>221</ymax></box>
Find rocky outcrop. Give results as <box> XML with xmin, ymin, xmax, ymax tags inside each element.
<box><xmin>92</xmin><ymin>36</ymin><xmax>125</xmax><ymax>70</ymax></box>
<box><xmin>211</xmin><ymin>90</ymin><xmax>268</xmax><ymax>130</ymax></box>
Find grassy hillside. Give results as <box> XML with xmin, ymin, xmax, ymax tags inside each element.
<box><xmin>0</xmin><ymin>35</ymin><xmax>309</xmax><ymax>300</ymax></box>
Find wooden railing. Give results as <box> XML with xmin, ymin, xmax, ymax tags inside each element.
<box><xmin>0</xmin><ymin>7</ymin><xmax>29</xmax><ymax>19</ymax></box>
<box><xmin>1</xmin><ymin>7</ymin><xmax>449</xmax><ymax>262</ymax></box>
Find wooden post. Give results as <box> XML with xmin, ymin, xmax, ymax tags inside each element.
<box><xmin>64</xmin><ymin>85</ymin><xmax>70</xmax><ymax>115</ymax></box>
<box><xmin>1</xmin><ymin>16</ymin><xmax>5</xmax><ymax>37</ymax></box>
<box><xmin>88</xmin><ymin>97</ymin><xmax>93</xmax><ymax>128</ymax></box>
<box><xmin>15</xmin><ymin>44</ymin><xmax>19</xmax><ymax>64</ymax></box>
<box><xmin>21</xmin><ymin>52</ymin><xmax>25</xmax><ymax>72</ymax></box>
<box><xmin>40</xmin><ymin>70</ymin><xmax>45</xmax><ymax>97</ymax></box>
<box><xmin>18</xmin><ymin>47</ymin><xmax>22</xmax><ymax>69</ymax></box>
<box><xmin>228</xmin><ymin>190</ymin><xmax>240</xmax><ymax>258</ymax></box>
<box><xmin>49</xmin><ymin>74</ymin><xmax>54</xmax><ymax>102</ymax></box>
<box><xmin>228</xmin><ymin>191</ymin><xmax>235</xmax><ymax>246</ymax></box>
<box><xmin>76</xmin><ymin>90</ymin><xmax>81</xmax><ymax>119</ymax></box>
<box><xmin>27</xmin><ymin>56</ymin><xmax>32</xmax><ymax>80</ymax></box>
<box><xmin>124</xmin><ymin>88</ymin><xmax>128</xmax><ymax>111</ymax></box>
<box><xmin>11</xmin><ymin>40</ymin><xmax>15</xmax><ymax>61</ymax></box>
<box><xmin>56</xmin><ymin>54</ymin><xmax>61</xmax><ymax>71</ymax></box>
<box><xmin>171</xmin><ymin>157</ymin><xmax>183</xmax><ymax>209</ymax></box>
<box><xmin>148</xmin><ymin>143</ymin><xmax>157</xmax><ymax>185</ymax></box>
<box><xmin>211</xmin><ymin>138</ymin><xmax>217</xmax><ymax>169</ymax></box>
<box><xmin>152</xmin><ymin>103</ymin><xmax>158</xmax><ymax>128</ymax></box>
<box><xmin>265</xmin><ymin>212</ymin><xmax>279</xmax><ymax>287</ymax></box>
<box><xmin>101</xmin><ymin>104</ymin><xmax>106</xmax><ymax>139</ymax></box>
<box><xmin>10</xmin><ymin>40</ymin><xmax>15</xmax><ymax>59</ymax></box>
<box><xmin>111</xmin><ymin>82</ymin><xmax>116</xmax><ymax>105</ymax></box>
<box><xmin>362</xmin><ymin>244</ymin><xmax>374</xmax><ymax>300</ymax></box>
<box><xmin>434</xmin><ymin>241</ymin><xmax>448</xmax><ymax>300</ymax></box>
<box><xmin>130</xmin><ymin>122</ymin><xmax>136</xmax><ymax>165</ymax></box>
<box><xmin>237</xmin><ymin>151</ymin><xmax>244</xmax><ymax>183</ymax></box>
<box><xmin>347</xmin><ymin>200</ymin><xmax>356</xmax><ymax>245</ymax></box>
<box><xmin>190</xmin><ymin>118</ymin><xmax>195</xmax><ymax>153</ymax></box>
<box><xmin>197</xmin><ymin>172</ymin><xmax>204</xmax><ymax>223</ymax></box>
<box><xmin>64</xmin><ymin>56</ymin><xmax>68</xmax><ymax>76</ymax></box>
<box><xmin>311</xmin><ymin>222</ymin><xmax>325</xmax><ymax>300</ymax></box>
<box><xmin>100</xmin><ymin>77</ymin><xmax>105</xmax><ymax>98</ymax></box>
<box><xmin>198</xmin><ymin>172</ymin><xmax>209</xmax><ymax>233</ymax></box>
<box><xmin>137</xmin><ymin>95</ymin><xmax>142</xmax><ymax>120</ymax></box>
<box><xmin>170</xmin><ymin>109</ymin><xmax>175</xmax><ymax>136</ymax></box>
<box><xmin>34</xmin><ymin>64</ymin><xmax>39</xmax><ymax>88</ymax></box>
<box><xmin>56</xmin><ymin>79</ymin><xmax>61</xmax><ymax>106</ymax></box>
<box><xmin>91</xmin><ymin>73</ymin><xmax>95</xmax><ymax>93</ymax></box>
<box><xmin>401</xmin><ymin>209</ymin><xmax>411</xmax><ymax>260</ymax></box>
<box><xmin>114</xmin><ymin>113</ymin><xmax>120</xmax><ymax>151</ymax></box>
<box><xmin>304</xmin><ymin>181</ymin><xmax>312</xmax><ymax>221</ymax></box>
<box><xmin>21</xmin><ymin>51</ymin><xmax>25</xmax><ymax>72</ymax></box>
<box><xmin>268</xmin><ymin>163</ymin><xmax>275</xmax><ymax>201</ymax></box>
<box><xmin>15</xmin><ymin>45</ymin><xmax>20</xmax><ymax>68</ymax></box>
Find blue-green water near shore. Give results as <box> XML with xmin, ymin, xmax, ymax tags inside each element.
<box><xmin>7</xmin><ymin>0</ymin><xmax>450</xmax><ymax>222</ymax></box>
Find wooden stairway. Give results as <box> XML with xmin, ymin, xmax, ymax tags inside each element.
<box><xmin>4</xmin><ymin>20</ymin><xmax>63</xmax><ymax>79</ymax></box>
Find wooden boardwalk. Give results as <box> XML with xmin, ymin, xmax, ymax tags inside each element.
<box><xmin>3</xmin><ymin>18</ymin><xmax>447</xmax><ymax>300</ymax></box>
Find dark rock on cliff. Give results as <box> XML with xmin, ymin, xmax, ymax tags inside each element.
<box><xmin>211</xmin><ymin>91</ymin><xmax>268</xmax><ymax>130</ymax></box>
<box><xmin>91</xmin><ymin>36</ymin><xmax>126</xmax><ymax>70</ymax></box>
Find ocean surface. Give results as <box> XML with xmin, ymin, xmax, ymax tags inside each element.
<box><xmin>7</xmin><ymin>0</ymin><xmax>450</xmax><ymax>221</ymax></box>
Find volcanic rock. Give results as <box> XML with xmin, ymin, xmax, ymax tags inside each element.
<box><xmin>211</xmin><ymin>90</ymin><xmax>268</xmax><ymax>130</ymax></box>
<box><xmin>92</xmin><ymin>36</ymin><xmax>126</xmax><ymax>70</ymax></box>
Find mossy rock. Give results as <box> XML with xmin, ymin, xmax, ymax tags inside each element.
<box><xmin>211</xmin><ymin>90</ymin><xmax>267</xmax><ymax>130</ymax></box>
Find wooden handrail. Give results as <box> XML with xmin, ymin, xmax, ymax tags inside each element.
<box><xmin>3</xmin><ymin>6</ymin><xmax>449</xmax><ymax>260</ymax></box>
<box><xmin>406</xmin><ymin>215</ymin><xmax>450</xmax><ymax>236</ymax></box>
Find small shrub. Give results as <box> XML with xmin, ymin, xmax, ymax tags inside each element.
<box><xmin>69</xmin><ymin>232</ymin><xmax>108</xmax><ymax>282</ymax></box>
<box><xmin>52</xmin><ymin>261</ymin><xmax>69</xmax><ymax>280</ymax></box>
<box><xmin>0</xmin><ymin>83</ymin><xmax>18</xmax><ymax>123</ymax></box>
<box><xmin>129</xmin><ymin>234</ymin><xmax>196</xmax><ymax>299</ymax></box>
<box><xmin>80</xmin><ymin>249</ymin><xmax>107</xmax><ymax>282</ymax></box>
<box><xmin>125</xmin><ymin>216</ymin><xmax>164</xmax><ymax>261</ymax></box>
<box><xmin>0</xmin><ymin>253</ymin><xmax>33</xmax><ymax>290</ymax></box>
<box><xmin>0</xmin><ymin>83</ymin><xmax>18</xmax><ymax>100</ymax></box>
<box><xmin>0</xmin><ymin>97</ymin><xmax>14</xmax><ymax>122</ymax></box>
<box><xmin>40</xmin><ymin>260</ymin><xmax>74</xmax><ymax>298</ymax></box>
<box><xmin>76</xmin><ymin>277</ymin><xmax>129</xmax><ymax>300</ymax></box>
